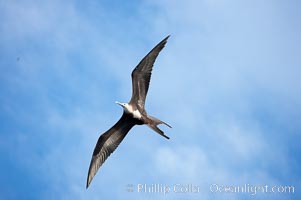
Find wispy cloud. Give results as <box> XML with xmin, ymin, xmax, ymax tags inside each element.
<box><xmin>1</xmin><ymin>0</ymin><xmax>300</xmax><ymax>199</ymax></box>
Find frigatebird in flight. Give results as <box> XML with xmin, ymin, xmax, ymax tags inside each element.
<box><xmin>86</xmin><ymin>36</ymin><xmax>171</xmax><ymax>188</ymax></box>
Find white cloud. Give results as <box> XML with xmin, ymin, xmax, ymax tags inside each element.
<box><xmin>1</xmin><ymin>0</ymin><xmax>300</xmax><ymax>199</ymax></box>
<box><xmin>154</xmin><ymin>145</ymin><xmax>209</xmax><ymax>181</ymax></box>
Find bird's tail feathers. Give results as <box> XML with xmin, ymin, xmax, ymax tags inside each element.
<box><xmin>147</xmin><ymin>115</ymin><xmax>171</xmax><ymax>139</ymax></box>
<box><xmin>148</xmin><ymin>115</ymin><xmax>172</xmax><ymax>128</ymax></box>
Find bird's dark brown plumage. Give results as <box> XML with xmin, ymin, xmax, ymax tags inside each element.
<box><xmin>86</xmin><ymin>113</ymin><xmax>141</xmax><ymax>188</ymax></box>
<box><xmin>130</xmin><ymin>35</ymin><xmax>170</xmax><ymax>111</ymax></box>
<box><xmin>86</xmin><ymin>36</ymin><xmax>170</xmax><ymax>188</ymax></box>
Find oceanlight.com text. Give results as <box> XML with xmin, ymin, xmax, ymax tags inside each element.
<box><xmin>210</xmin><ymin>183</ymin><xmax>295</xmax><ymax>195</ymax></box>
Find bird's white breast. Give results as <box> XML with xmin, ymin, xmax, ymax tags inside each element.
<box><xmin>125</xmin><ymin>104</ymin><xmax>142</xmax><ymax>119</ymax></box>
<box><xmin>132</xmin><ymin>109</ymin><xmax>142</xmax><ymax>119</ymax></box>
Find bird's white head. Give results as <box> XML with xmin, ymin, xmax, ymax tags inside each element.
<box><xmin>115</xmin><ymin>101</ymin><xmax>131</xmax><ymax>113</ymax></box>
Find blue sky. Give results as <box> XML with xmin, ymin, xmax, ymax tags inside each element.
<box><xmin>0</xmin><ymin>0</ymin><xmax>300</xmax><ymax>199</ymax></box>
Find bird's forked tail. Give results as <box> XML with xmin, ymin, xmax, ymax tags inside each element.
<box><xmin>147</xmin><ymin>115</ymin><xmax>172</xmax><ymax>139</ymax></box>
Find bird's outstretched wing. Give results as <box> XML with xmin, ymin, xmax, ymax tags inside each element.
<box><xmin>86</xmin><ymin>113</ymin><xmax>136</xmax><ymax>188</ymax></box>
<box><xmin>130</xmin><ymin>36</ymin><xmax>169</xmax><ymax>110</ymax></box>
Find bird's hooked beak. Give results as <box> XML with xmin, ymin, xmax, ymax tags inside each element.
<box><xmin>115</xmin><ymin>101</ymin><xmax>124</xmax><ymax>107</ymax></box>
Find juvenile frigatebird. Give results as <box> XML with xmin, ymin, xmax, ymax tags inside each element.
<box><xmin>86</xmin><ymin>36</ymin><xmax>171</xmax><ymax>188</ymax></box>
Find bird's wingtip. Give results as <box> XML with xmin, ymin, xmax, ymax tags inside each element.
<box><xmin>86</xmin><ymin>178</ymin><xmax>90</xmax><ymax>189</ymax></box>
<box><xmin>86</xmin><ymin>170</ymin><xmax>93</xmax><ymax>189</ymax></box>
<box><xmin>164</xmin><ymin>35</ymin><xmax>170</xmax><ymax>42</ymax></box>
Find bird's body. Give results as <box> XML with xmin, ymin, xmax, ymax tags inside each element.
<box><xmin>115</xmin><ymin>102</ymin><xmax>142</xmax><ymax>119</ymax></box>
<box><xmin>86</xmin><ymin>36</ymin><xmax>171</xmax><ymax>188</ymax></box>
